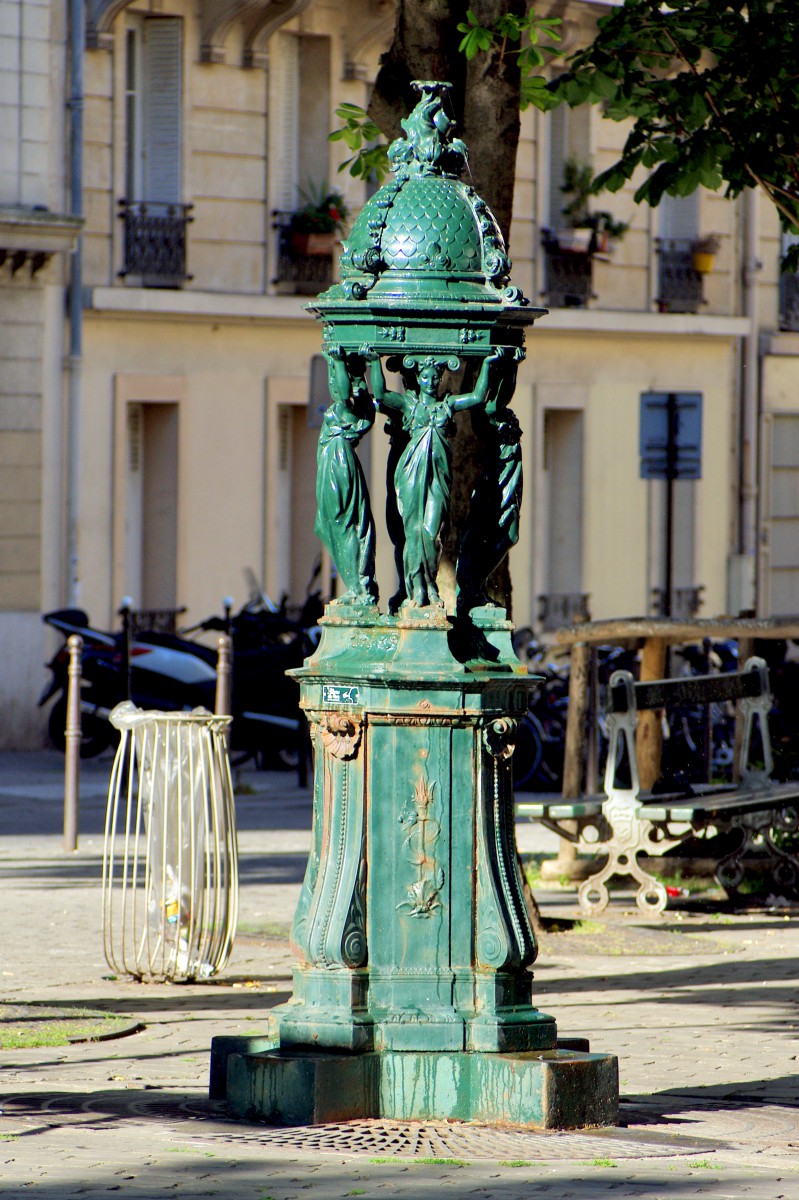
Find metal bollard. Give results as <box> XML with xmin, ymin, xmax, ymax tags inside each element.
<box><xmin>119</xmin><ymin>597</ymin><xmax>133</xmax><ymax>701</ymax></box>
<box><xmin>64</xmin><ymin>633</ymin><xmax>83</xmax><ymax>852</ymax></box>
<box><xmin>215</xmin><ymin>633</ymin><xmax>233</xmax><ymax>717</ymax></box>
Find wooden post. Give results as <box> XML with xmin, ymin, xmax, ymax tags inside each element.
<box><xmin>64</xmin><ymin>633</ymin><xmax>83</xmax><ymax>852</ymax></box>
<box><xmin>562</xmin><ymin>632</ymin><xmax>591</xmax><ymax>799</ymax></box>
<box><xmin>636</xmin><ymin>635</ymin><xmax>667</xmax><ymax>791</ymax></box>
<box><xmin>545</xmin><ymin>617</ymin><xmax>590</xmax><ymax>880</ymax></box>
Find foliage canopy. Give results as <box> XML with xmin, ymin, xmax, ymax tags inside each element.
<box><xmin>547</xmin><ymin>0</ymin><xmax>799</xmax><ymax>263</ymax></box>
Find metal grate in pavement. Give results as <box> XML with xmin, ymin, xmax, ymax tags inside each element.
<box><xmin>0</xmin><ymin>1093</ymin><xmax>716</xmax><ymax>1160</ymax></box>
<box><xmin>203</xmin><ymin>1119</ymin><xmax>710</xmax><ymax>1160</ymax></box>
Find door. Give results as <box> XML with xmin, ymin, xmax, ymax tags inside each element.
<box><xmin>125</xmin><ymin>402</ymin><xmax>179</xmax><ymax>611</ymax></box>
<box><xmin>760</xmin><ymin>412</ymin><xmax>799</xmax><ymax>614</ymax></box>
<box><xmin>541</xmin><ymin>408</ymin><xmax>585</xmax><ymax>628</ymax></box>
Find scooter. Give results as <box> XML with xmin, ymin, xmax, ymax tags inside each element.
<box><xmin>136</xmin><ymin>591</ymin><xmax>323</xmax><ymax>769</ymax></box>
<box><xmin>40</xmin><ymin>608</ymin><xmax>218</xmax><ymax>758</ymax></box>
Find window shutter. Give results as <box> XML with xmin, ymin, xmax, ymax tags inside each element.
<box><xmin>659</xmin><ymin>192</ymin><xmax>699</xmax><ymax>242</ymax></box>
<box><xmin>547</xmin><ymin>105</ymin><xmax>568</xmax><ymax>227</ymax></box>
<box><xmin>142</xmin><ymin>18</ymin><xmax>182</xmax><ymax>205</ymax></box>
<box><xmin>271</xmin><ymin>32</ymin><xmax>300</xmax><ymax>212</ymax></box>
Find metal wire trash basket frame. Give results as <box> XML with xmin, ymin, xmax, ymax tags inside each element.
<box><xmin>102</xmin><ymin>708</ymin><xmax>239</xmax><ymax>982</ymax></box>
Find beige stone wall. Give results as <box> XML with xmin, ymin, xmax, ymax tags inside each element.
<box><xmin>4</xmin><ymin>0</ymin><xmax>799</xmax><ymax>751</ymax></box>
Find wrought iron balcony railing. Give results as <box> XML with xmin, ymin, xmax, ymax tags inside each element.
<box><xmin>272</xmin><ymin>211</ymin><xmax>336</xmax><ymax>295</ymax></box>
<box><xmin>541</xmin><ymin>231</ymin><xmax>594</xmax><ymax>308</ymax></box>
<box><xmin>129</xmin><ymin>607</ymin><xmax>187</xmax><ymax>637</ymax></box>
<box><xmin>118</xmin><ymin>200</ymin><xmax>193</xmax><ymax>287</ymax></box>
<box><xmin>538</xmin><ymin>591</ymin><xmax>591</xmax><ymax>632</ymax></box>
<box><xmin>780</xmin><ymin>272</ymin><xmax>799</xmax><ymax>332</ymax></box>
<box><xmin>655</xmin><ymin>239</ymin><xmax>705</xmax><ymax>314</ymax></box>
<box><xmin>651</xmin><ymin>584</ymin><xmax>705</xmax><ymax>620</ymax></box>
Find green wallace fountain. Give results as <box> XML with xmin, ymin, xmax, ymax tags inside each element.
<box><xmin>211</xmin><ymin>82</ymin><xmax>618</xmax><ymax>1128</ymax></box>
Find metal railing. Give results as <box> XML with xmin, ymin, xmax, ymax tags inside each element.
<box><xmin>272</xmin><ymin>211</ymin><xmax>335</xmax><ymax>295</ymax></box>
<box><xmin>129</xmin><ymin>607</ymin><xmax>187</xmax><ymax>636</ymax></box>
<box><xmin>655</xmin><ymin>239</ymin><xmax>705</xmax><ymax>314</ymax></box>
<box><xmin>651</xmin><ymin>584</ymin><xmax>705</xmax><ymax>619</ymax></box>
<box><xmin>538</xmin><ymin>592</ymin><xmax>591</xmax><ymax>632</ymax></box>
<box><xmin>119</xmin><ymin>200</ymin><xmax>193</xmax><ymax>286</ymax></box>
<box><xmin>541</xmin><ymin>234</ymin><xmax>594</xmax><ymax>308</ymax></box>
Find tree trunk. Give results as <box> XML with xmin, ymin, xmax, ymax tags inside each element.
<box><xmin>369</xmin><ymin>0</ymin><xmax>526</xmax><ymax>616</ymax></box>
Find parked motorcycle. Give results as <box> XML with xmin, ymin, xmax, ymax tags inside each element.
<box><xmin>135</xmin><ymin>587</ymin><xmax>324</xmax><ymax>769</ymax></box>
<box><xmin>40</xmin><ymin>608</ymin><xmax>217</xmax><ymax>758</ymax></box>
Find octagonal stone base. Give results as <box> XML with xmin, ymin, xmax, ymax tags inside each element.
<box><xmin>212</xmin><ymin>1038</ymin><xmax>618</xmax><ymax>1130</ymax></box>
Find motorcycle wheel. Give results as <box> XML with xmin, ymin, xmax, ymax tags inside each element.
<box><xmin>47</xmin><ymin>696</ymin><xmax>115</xmax><ymax>758</ymax></box>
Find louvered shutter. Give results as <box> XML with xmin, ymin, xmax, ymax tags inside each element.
<box><xmin>547</xmin><ymin>105</ymin><xmax>568</xmax><ymax>227</ymax></box>
<box><xmin>271</xmin><ymin>32</ymin><xmax>300</xmax><ymax>211</ymax></box>
<box><xmin>659</xmin><ymin>192</ymin><xmax>699</xmax><ymax>241</ymax></box>
<box><xmin>142</xmin><ymin>18</ymin><xmax>182</xmax><ymax>206</ymax></box>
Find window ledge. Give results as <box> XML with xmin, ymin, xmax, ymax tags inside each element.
<box><xmin>0</xmin><ymin>206</ymin><xmax>82</xmax><ymax>254</ymax></box>
<box><xmin>86</xmin><ymin>286</ymin><xmax>752</xmax><ymax>340</ymax></box>
<box><xmin>87</xmin><ymin>286</ymin><xmax>315</xmax><ymax>323</ymax></box>
<box><xmin>541</xmin><ymin>309</ymin><xmax>751</xmax><ymax>338</ymax></box>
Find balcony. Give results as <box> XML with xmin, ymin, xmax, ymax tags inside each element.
<box><xmin>118</xmin><ymin>200</ymin><xmax>193</xmax><ymax>287</ymax></box>
<box><xmin>651</xmin><ymin>585</ymin><xmax>705</xmax><ymax>620</ymax></box>
<box><xmin>272</xmin><ymin>211</ymin><xmax>336</xmax><ymax>296</ymax></box>
<box><xmin>655</xmin><ymin>239</ymin><xmax>705</xmax><ymax>314</ymax></box>
<box><xmin>541</xmin><ymin>230</ymin><xmax>594</xmax><ymax>308</ymax></box>
<box><xmin>538</xmin><ymin>591</ymin><xmax>591</xmax><ymax>632</ymax></box>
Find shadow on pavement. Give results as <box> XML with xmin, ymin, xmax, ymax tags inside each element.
<box><xmin>0</xmin><ymin>1086</ymin><xmax>760</xmax><ymax>1198</ymax></box>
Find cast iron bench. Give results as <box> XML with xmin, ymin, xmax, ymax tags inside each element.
<box><xmin>516</xmin><ymin>657</ymin><xmax>799</xmax><ymax>914</ymax></box>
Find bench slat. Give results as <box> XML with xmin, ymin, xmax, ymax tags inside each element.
<box><xmin>641</xmin><ymin>781</ymin><xmax>799</xmax><ymax>822</ymax></box>
<box><xmin>610</xmin><ymin>667</ymin><xmax>766</xmax><ymax>714</ymax></box>
<box><xmin>515</xmin><ymin>798</ymin><xmax>604</xmax><ymax>820</ymax></box>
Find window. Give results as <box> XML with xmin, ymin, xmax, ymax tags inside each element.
<box><xmin>542</xmin><ymin>106</ymin><xmax>593</xmax><ymax>307</ymax></box>
<box><xmin>779</xmin><ymin>232</ymin><xmax>799</xmax><ymax>331</ymax></box>
<box><xmin>271</xmin><ymin>33</ymin><xmax>334</xmax><ymax>294</ymax></box>
<box><xmin>120</xmin><ymin>17</ymin><xmax>191</xmax><ymax>286</ymax></box>
<box><xmin>655</xmin><ymin>193</ymin><xmax>704</xmax><ymax>314</ymax></box>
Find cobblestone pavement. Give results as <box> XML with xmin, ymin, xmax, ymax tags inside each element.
<box><xmin>1</xmin><ymin>750</ymin><xmax>799</xmax><ymax>1198</ymax></box>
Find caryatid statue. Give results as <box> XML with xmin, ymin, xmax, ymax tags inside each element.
<box><xmin>456</xmin><ymin>346</ymin><xmax>525</xmax><ymax>614</ymax></box>
<box><xmin>367</xmin><ymin>349</ymin><xmax>505</xmax><ymax>609</ymax></box>
<box><xmin>314</xmin><ymin>346</ymin><xmax>378</xmax><ymax>605</ymax></box>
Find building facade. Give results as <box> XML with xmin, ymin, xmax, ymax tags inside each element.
<box><xmin>2</xmin><ymin>0</ymin><xmax>799</xmax><ymax>746</ymax></box>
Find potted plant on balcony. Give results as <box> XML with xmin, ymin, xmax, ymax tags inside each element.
<box><xmin>691</xmin><ymin>233</ymin><xmax>721</xmax><ymax>274</ymax></box>
<box><xmin>289</xmin><ymin>185</ymin><xmax>349</xmax><ymax>256</ymax></box>
<box><xmin>548</xmin><ymin>158</ymin><xmax>629</xmax><ymax>254</ymax></box>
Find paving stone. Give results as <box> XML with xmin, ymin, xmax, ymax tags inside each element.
<box><xmin>1</xmin><ymin>750</ymin><xmax>799</xmax><ymax>1199</ymax></box>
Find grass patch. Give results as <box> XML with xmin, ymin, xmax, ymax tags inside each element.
<box><xmin>571</xmin><ymin>919</ymin><xmax>605</xmax><ymax>936</ymax></box>
<box><xmin>691</xmin><ymin>1159</ymin><xmax>722</xmax><ymax>1169</ymax></box>
<box><xmin>499</xmin><ymin>1160</ymin><xmax>533</xmax><ymax>1167</ymax></box>
<box><xmin>0</xmin><ymin>1006</ymin><xmax>137</xmax><ymax>1051</ymax></box>
<box><xmin>369</xmin><ymin>1157</ymin><xmax>466</xmax><ymax>1167</ymax></box>
<box><xmin>651</xmin><ymin>869</ymin><xmax>717</xmax><ymax>894</ymax></box>
<box><xmin>414</xmin><ymin>1158</ymin><xmax>467</xmax><ymax>1167</ymax></box>
<box><xmin>236</xmin><ymin>921</ymin><xmax>292</xmax><ymax>939</ymax></box>
<box><xmin>522</xmin><ymin>855</ymin><xmax>547</xmax><ymax>888</ymax></box>
<box><xmin>590</xmin><ymin>1158</ymin><xmax>618</xmax><ymax>1168</ymax></box>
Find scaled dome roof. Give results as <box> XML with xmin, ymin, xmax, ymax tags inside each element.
<box><xmin>326</xmin><ymin>81</ymin><xmax>523</xmax><ymax>306</ymax></box>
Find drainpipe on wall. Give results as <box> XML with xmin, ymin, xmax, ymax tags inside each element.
<box><xmin>65</xmin><ymin>0</ymin><xmax>84</xmax><ymax>606</ymax></box>
<box><xmin>731</xmin><ymin>188</ymin><xmax>760</xmax><ymax>615</ymax></box>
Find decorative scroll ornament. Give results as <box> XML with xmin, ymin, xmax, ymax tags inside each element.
<box><xmin>319</xmin><ymin>714</ymin><xmax>362</xmax><ymax>760</ymax></box>
<box><xmin>482</xmin><ymin>717</ymin><xmax>518</xmax><ymax>760</ymax></box>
